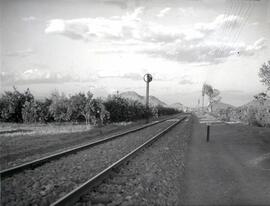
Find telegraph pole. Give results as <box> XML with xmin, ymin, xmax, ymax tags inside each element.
<box><xmin>144</xmin><ymin>73</ymin><xmax>153</xmax><ymax>123</ymax></box>
<box><xmin>202</xmin><ymin>84</ymin><xmax>205</xmax><ymax>112</ymax></box>
<box><xmin>202</xmin><ymin>93</ymin><xmax>204</xmax><ymax>111</ymax></box>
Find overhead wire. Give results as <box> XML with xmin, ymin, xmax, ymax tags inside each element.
<box><xmin>216</xmin><ymin>0</ymin><xmax>246</xmax><ymax>58</ymax></box>
<box><xmin>221</xmin><ymin>0</ymin><xmax>244</xmax><ymax>56</ymax></box>
<box><xmin>215</xmin><ymin>0</ymin><xmax>240</xmax><ymax>58</ymax></box>
<box><xmin>224</xmin><ymin>0</ymin><xmax>248</xmax><ymax>55</ymax></box>
<box><xmin>214</xmin><ymin>0</ymin><xmax>233</xmax><ymax>58</ymax></box>
<box><xmin>230</xmin><ymin>0</ymin><xmax>255</xmax><ymax>55</ymax></box>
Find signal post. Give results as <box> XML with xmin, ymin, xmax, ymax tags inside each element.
<box><xmin>143</xmin><ymin>73</ymin><xmax>153</xmax><ymax>123</ymax></box>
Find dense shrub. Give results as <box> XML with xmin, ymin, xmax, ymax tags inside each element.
<box><xmin>49</xmin><ymin>91</ymin><xmax>71</xmax><ymax>122</ymax></box>
<box><xmin>156</xmin><ymin>105</ymin><xmax>180</xmax><ymax>116</ymax></box>
<box><xmin>0</xmin><ymin>88</ymin><xmax>179</xmax><ymax>125</ymax></box>
<box><xmin>90</xmin><ymin>98</ymin><xmax>110</xmax><ymax>125</ymax></box>
<box><xmin>246</xmin><ymin>107</ymin><xmax>262</xmax><ymax>127</ymax></box>
<box><xmin>104</xmin><ymin>95</ymin><xmax>147</xmax><ymax>122</ymax></box>
<box><xmin>37</xmin><ymin>99</ymin><xmax>54</xmax><ymax>123</ymax></box>
<box><xmin>22</xmin><ymin>100</ymin><xmax>39</xmax><ymax>123</ymax></box>
<box><xmin>253</xmin><ymin>107</ymin><xmax>270</xmax><ymax>127</ymax></box>
<box><xmin>215</xmin><ymin>105</ymin><xmax>270</xmax><ymax>127</ymax></box>
<box><xmin>216</xmin><ymin>107</ymin><xmax>233</xmax><ymax>121</ymax></box>
<box><xmin>0</xmin><ymin>88</ymin><xmax>33</xmax><ymax>122</ymax></box>
<box><xmin>21</xmin><ymin>99</ymin><xmax>54</xmax><ymax>123</ymax></box>
<box><xmin>67</xmin><ymin>92</ymin><xmax>94</xmax><ymax>124</ymax></box>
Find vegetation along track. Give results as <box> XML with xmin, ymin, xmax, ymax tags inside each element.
<box><xmin>1</xmin><ymin>115</ymin><xmax>186</xmax><ymax>206</ymax></box>
<box><xmin>0</xmin><ymin>117</ymin><xmax>171</xmax><ymax>178</ymax></box>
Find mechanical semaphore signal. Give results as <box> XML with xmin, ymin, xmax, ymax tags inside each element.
<box><xmin>144</xmin><ymin>73</ymin><xmax>153</xmax><ymax>123</ymax></box>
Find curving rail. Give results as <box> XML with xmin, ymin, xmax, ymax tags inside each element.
<box><xmin>50</xmin><ymin>116</ymin><xmax>187</xmax><ymax>206</ymax></box>
<box><xmin>1</xmin><ymin>117</ymin><xmax>175</xmax><ymax>178</ymax></box>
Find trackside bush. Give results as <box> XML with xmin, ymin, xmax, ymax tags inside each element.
<box><xmin>156</xmin><ymin>105</ymin><xmax>180</xmax><ymax>116</ymax></box>
<box><xmin>104</xmin><ymin>95</ymin><xmax>147</xmax><ymax>122</ymax></box>
<box><xmin>0</xmin><ymin>88</ymin><xmax>180</xmax><ymax>125</ymax></box>
<box><xmin>0</xmin><ymin>88</ymin><xmax>33</xmax><ymax>122</ymax></box>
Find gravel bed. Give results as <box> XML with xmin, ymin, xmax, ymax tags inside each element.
<box><xmin>0</xmin><ymin>126</ymin><xmax>113</xmax><ymax>170</ymax></box>
<box><xmin>0</xmin><ymin>119</ymin><xmax>162</xmax><ymax>170</ymax></box>
<box><xmin>75</xmin><ymin>115</ymin><xmax>193</xmax><ymax>206</ymax></box>
<box><xmin>1</xmin><ymin>120</ymin><xmax>174</xmax><ymax>206</ymax></box>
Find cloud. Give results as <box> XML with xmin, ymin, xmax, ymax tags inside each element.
<box><xmin>157</xmin><ymin>8</ymin><xmax>171</xmax><ymax>18</ymax></box>
<box><xmin>1</xmin><ymin>69</ymin><xmax>84</xmax><ymax>86</ymax></box>
<box><xmin>4</xmin><ymin>49</ymin><xmax>34</xmax><ymax>57</ymax></box>
<box><xmin>220</xmin><ymin>90</ymin><xmax>256</xmax><ymax>107</ymax></box>
<box><xmin>139</xmin><ymin>38</ymin><xmax>267</xmax><ymax>64</ymax></box>
<box><xmin>45</xmin><ymin>12</ymin><xmax>266</xmax><ymax>65</ymax></box>
<box><xmin>96</xmin><ymin>70</ymin><xmax>173</xmax><ymax>82</ymax></box>
<box><xmin>179</xmin><ymin>79</ymin><xmax>193</xmax><ymax>85</ymax></box>
<box><xmin>179</xmin><ymin>76</ymin><xmax>194</xmax><ymax>85</ymax></box>
<box><xmin>246</xmin><ymin>38</ymin><xmax>266</xmax><ymax>51</ymax></box>
<box><xmin>1</xmin><ymin>72</ymin><xmax>15</xmax><ymax>85</ymax></box>
<box><xmin>45</xmin><ymin>18</ymin><xmax>124</xmax><ymax>41</ymax></box>
<box><xmin>195</xmin><ymin>15</ymin><xmax>242</xmax><ymax>34</ymax></box>
<box><xmin>45</xmin><ymin>8</ymin><xmax>182</xmax><ymax>43</ymax></box>
<box><xmin>89</xmin><ymin>48</ymin><xmax>129</xmax><ymax>54</ymax></box>
<box><xmin>22</xmin><ymin>16</ymin><xmax>36</xmax><ymax>21</ymax></box>
<box><xmin>228</xmin><ymin>38</ymin><xmax>267</xmax><ymax>56</ymax></box>
<box><xmin>45</xmin><ymin>13</ymin><xmax>242</xmax><ymax>43</ymax></box>
<box><xmin>97</xmin><ymin>72</ymin><xmax>142</xmax><ymax>81</ymax></box>
<box><xmin>122</xmin><ymin>73</ymin><xmax>142</xmax><ymax>80</ymax></box>
<box><xmin>100</xmin><ymin>0</ymin><xmax>128</xmax><ymax>9</ymax></box>
<box><xmin>178</xmin><ymin>7</ymin><xmax>196</xmax><ymax>17</ymax></box>
<box><xmin>129</xmin><ymin>7</ymin><xmax>144</xmax><ymax>20</ymax></box>
<box><xmin>250</xmin><ymin>22</ymin><xmax>259</xmax><ymax>26</ymax></box>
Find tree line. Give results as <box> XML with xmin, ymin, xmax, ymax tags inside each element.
<box><xmin>213</xmin><ymin>61</ymin><xmax>270</xmax><ymax>127</ymax></box>
<box><xmin>0</xmin><ymin>88</ymin><xmax>180</xmax><ymax>125</ymax></box>
<box><xmin>202</xmin><ymin>83</ymin><xmax>221</xmax><ymax>112</ymax></box>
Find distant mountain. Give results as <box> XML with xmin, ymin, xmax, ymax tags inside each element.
<box><xmin>120</xmin><ymin>91</ymin><xmax>144</xmax><ymax>102</ymax></box>
<box><xmin>170</xmin><ymin>102</ymin><xmax>184</xmax><ymax>110</ymax></box>
<box><xmin>239</xmin><ymin>99</ymin><xmax>270</xmax><ymax>109</ymax></box>
<box><xmin>149</xmin><ymin>95</ymin><xmax>167</xmax><ymax>107</ymax></box>
<box><xmin>230</xmin><ymin>99</ymin><xmax>270</xmax><ymax>127</ymax></box>
<box><xmin>120</xmin><ymin>91</ymin><xmax>167</xmax><ymax>107</ymax></box>
<box><xmin>212</xmin><ymin>102</ymin><xmax>235</xmax><ymax>112</ymax></box>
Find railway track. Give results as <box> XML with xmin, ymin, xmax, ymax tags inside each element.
<box><xmin>0</xmin><ymin>117</ymin><xmax>171</xmax><ymax>178</ymax></box>
<box><xmin>51</xmin><ymin>116</ymin><xmax>187</xmax><ymax>206</ymax></box>
<box><xmin>1</xmin><ymin>115</ymin><xmax>186</xmax><ymax>206</ymax></box>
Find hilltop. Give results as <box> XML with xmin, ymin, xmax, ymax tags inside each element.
<box><xmin>239</xmin><ymin>99</ymin><xmax>270</xmax><ymax>109</ymax></box>
<box><xmin>170</xmin><ymin>102</ymin><xmax>185</xmax><ymax>110</ymax></box>
<box><xmin>212</xmin><ymin>102</ymin><xmax>235</xmax><ymax>112</ymax></box>
<box><xmin>120</xmin><ymin>91</ymin><xmax>167</xmax><ymax>107</ymax></box>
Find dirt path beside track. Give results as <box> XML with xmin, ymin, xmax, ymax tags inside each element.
<box><xmin>182</xmin><ymin>115</ymin><xmax>270</xmax><ymax>205</ymax></box>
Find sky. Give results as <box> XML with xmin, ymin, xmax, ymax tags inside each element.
<box><xmin>0</xmin><ymin>0</ymin><xmax>270</xmax><ymax>107</ymax></box>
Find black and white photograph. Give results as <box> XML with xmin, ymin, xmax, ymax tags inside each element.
<box><xmin>1</xmin><ymin>0</ymin><xmax>270</xmax><ymax>205</ymax></box>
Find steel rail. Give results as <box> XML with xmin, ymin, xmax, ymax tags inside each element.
<box><xmin>0</xmin><ymin>117</ymin><xmax>175</xmax><ymax>178</ymax></box>
<box><xmin>50</xmin><ymin>116</ymin><xmax>187</xmax><ymax>206</ymax></box>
